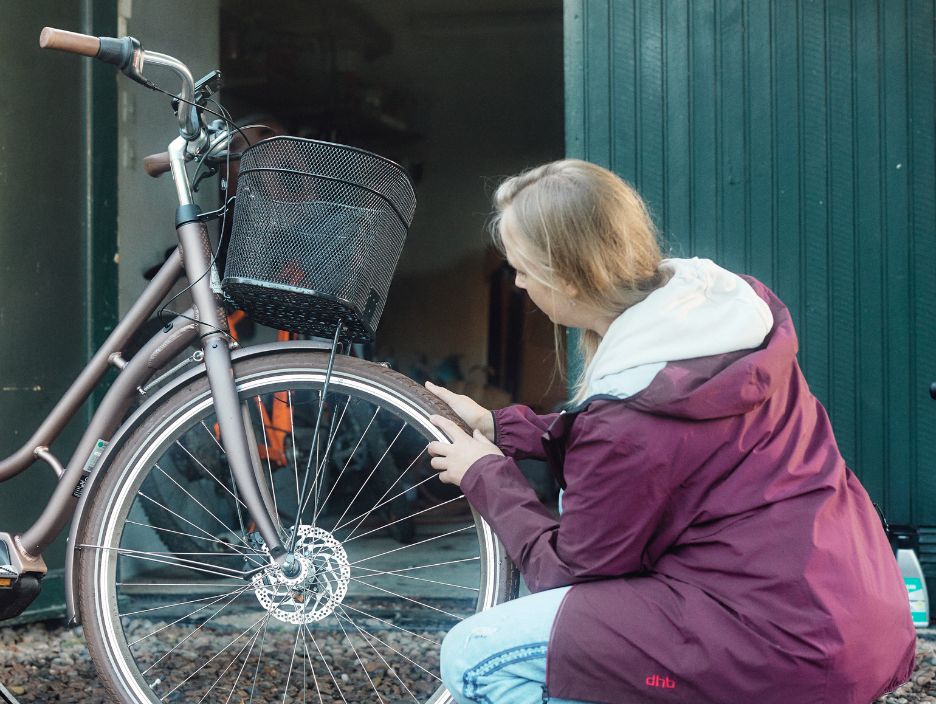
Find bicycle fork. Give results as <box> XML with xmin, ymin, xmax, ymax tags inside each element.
<box><xmin>170</xmin><ymin>141</ymin><xmax>289</xmax><ymax>567</ymax></box>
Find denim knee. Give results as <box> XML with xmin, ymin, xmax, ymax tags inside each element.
<box><xmin>441</xmin><ymin>614</ymin><xmax>507</xmax><ymax>701</ymax></box>
<box><xmin>440</xmin><ymin>619</ymin><xmax>472</xmax><ymax>700</ymax></box>
<box><xmin>440</xmin><ymin>588</ymin><xmax>572</xmax><ymax>703</ymax></box>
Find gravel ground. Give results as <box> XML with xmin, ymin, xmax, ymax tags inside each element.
<box><xmin>878</xmin><ymin>629</ymin><xmax>936</xmax><ymax>704</ymax></box>
<box><xmin>0</xmin><ymin>621</ymin><xmax>933</xmax><ymax>702</ymax></box>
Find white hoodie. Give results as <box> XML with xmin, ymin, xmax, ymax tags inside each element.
<box><xmin>584</xmin><ymin>258</ymin><xmax>774</xmax><ymax>399</ymax></box>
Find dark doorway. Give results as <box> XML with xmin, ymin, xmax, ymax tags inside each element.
<box><xmin>219</xmin><ymin>0</ymin><xmax>566</xmax><ymax>412</ymax></box>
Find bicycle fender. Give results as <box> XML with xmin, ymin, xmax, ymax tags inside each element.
<box><xmin>64</xmin><ymin>339</ymin><xmax>332</xmax><ymax>624</ymax></box>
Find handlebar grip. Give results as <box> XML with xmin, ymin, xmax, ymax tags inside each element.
<box><xmin>143</xmin><ymin>152</ymin><xmax>172</xmax><ymax>178</ymax></box>
<box><xmin>39</xmin><ymin>27</ymin><xmax>100</xmax><ymax>57</ymax></box>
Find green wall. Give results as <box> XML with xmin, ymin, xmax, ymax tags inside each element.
<box><xmin>565</xmin><ymin>0</ymin><xmax>936</xmax><ymax>529</ymax></box>
<box><xmin>0</xmin><ymin>0</ymin><xmax>117</xmax><ymax>620</ymax></box>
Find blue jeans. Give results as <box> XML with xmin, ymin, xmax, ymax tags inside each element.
<box><xmin>441</xmin><ymin>584</ymin><xmax>591</xmax><ymax>703</ymax></box>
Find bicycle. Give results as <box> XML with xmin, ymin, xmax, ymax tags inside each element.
<box><xmin>0</xmin><ymin>27</ymin><xmax>518</xmax><ymax>703</ymax></box>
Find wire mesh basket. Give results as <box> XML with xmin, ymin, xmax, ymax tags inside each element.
<box><xmin>221</xmin><ymin>136</ymin><xmax>416</xmax><ymax>342</ymax></box>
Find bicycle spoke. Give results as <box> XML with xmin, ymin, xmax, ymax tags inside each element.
<box><xmin>337</xmin><ymin>606</ymin><xmax>422</xmax><ymax>702</ymax></box>
<box><xmin>254</xmin><ymin>396</ymin><xmax>282</xmax><ymax>532</ymax></box>
<box><xmin>340</xmin><ymin>602</ymin><xmax>441</xmax><ymax>646</ymax></box>
<box><xmin>154</xmin><ymin>465</ymin><xmax>251</xmax><ymax>550</ymax></box>
<box><xmin>175</xmin><ymin>438</ymin><xmax>249</xmax><ymax>513</ymax></box>
<box><xmin>349</xmin><ymin>556</ymin><xmax>480</xmax><ymax>579</ymax></box>
<box><xmin>81</xmin><ymin>544</ymin><xmax>257</xmax><ymax>581</ymax></box>
<box><xmin>162</xmin><ymin>609</ymin><xmax>269</xmax><ymax>701</ymax></box>
<box><xmin>193</xmin><ymin>421</ymin><xmax>247</xmax><ymax>533</ymax></box>
<box><xmin>300</xmin><ymin>626</ymin><xmax>320</xmax><ymax>704</ymax></box>
<box><xmin>201</xmin><ymin>420</ymin><xmax>226</xmax><ymax>453</ymax></box>
<box><xmin>334</xmin><ymin>611</ymin><xmax>383</xmax><ymax>702</ymax></box>
<box><xmin>313</xmin><ymin>389</ymin><xmax>322</xmax><ymax>516</ymax></box>
<box><xmin>340</xmin><ymin>611</ymin><xmax>440</xmax><ymax>683</ymax></box>
<box><xmin>334</xmin><ymin>449</ymin><xmax>430</xmax><ymax>534</ymax></box>
<box><xmin>124</xmin><ymin>519</ymin><xmax>264</xmax><ymax>566</ymax></box>
<box><xmin>120</xmin><ymin>589</ymin><xmax>253</xmax><ymax>618</ymax></box>
<box><xmin>300</xmin><ymin>391</ymin><xmax>349</xmax><ymax>524</ymax></box>
<box><xmin>296</xmin><ymin>388</ymin><xmax>325</xmax><ymax>539</ymax></box>
<box><xmin>137</xmin><ymin>490</ymin><xmax>255</xmax><ymax>555</ymax></box>
<box><xmin>342</xmin><ymin>495</ymin><xmax>465</xmax><ymax>543</ymax></box>
<box><xmin>288</xmin><ymin>390</ymin><xmax>301</xmax><ymax>509</ymax></box>
<box><xmin>309</xmin><ymin>406</ymin><xmax>379</xmax><ymax>522</ymax></box>
<box><xmin>118</xmin><ymin>582</ymin><xmax>244</xmax><ymax>588</ymax></box>
<box><xmin>130</xmin><ymin>582</ymin><xmax>253</xmax><ymax>650</ymax></box>
<box><xmin>247</xmin><ymin>607</ymin><xmax>274</xmax><ymax>702</ymax></box>
<box><xmin>121</xmin><ymin>551</ymin><xmax>250</xmax><ymax>556</ymax></box>
<box><xmin>221</xmin><ymin>610</ymin><xmax>272</xmax><ymax>704</ymax></box>
<box><xmin>308</xmin><ymin>394</ymin><xmax>352</xmax><ymax>520</ymax></box>
<box><xmin>279</xmin><ymin>624</ymin><xmax>303</xmax><ymax>703</ymax></box>
<box><xmin>329</xmin><ymin>423</ymin><xmax>406</xmax><ymax>532</ymax></box>
<box><xmin>199</xmin><ymin>620</ymin><xmax>267</xmax><ymax>704</ymax></box>
<box><xmin>348</xmin><ymin>576</ymin><xmax>462</xmax><ymax>619</ymax></box>
<box><xmin>349</xmin><ymin>524</ymin><xmax>475</xmax><ymax>565</ymax></box>
<box><xmin>354</xmin><ymin>564</ymin><xmax>479</xmax><ymax>592</ymax></box>
<box><xmin>224</xmin><ymin>624</ymin><xmax>262</xmax><ymax>704</ymax></box>
<box><xmin>304</xmin><ymin>624</ymin><xmax>348</xmax><ymax>703</ymax></box>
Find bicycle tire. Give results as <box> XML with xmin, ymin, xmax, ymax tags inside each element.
<box><xmin>77</xmin><ymin>350</ymin><xmax>518</xmax><ymax>704</ymax></box>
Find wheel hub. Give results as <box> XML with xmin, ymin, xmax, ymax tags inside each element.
<box><xmin>252</xmin><ymin>525</ymin><xmax>350</xmax><ymax>624</ymax></box>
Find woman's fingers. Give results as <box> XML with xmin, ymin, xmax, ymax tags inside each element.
<box><xmin>429</xmin><ymin>414</ymin><xmax>469</xmax><ymax>442</ymax></box>
<box><xmin>426</xmin><ymin>440</ymin><xmax>448</xmax><ymax>457</ymax></box>
<box><xmin>472</xmin><ymin>428</ymin><xmax>497</xmax><ymax>448</ymax></box>
<box><xmin>425</xmin><ymin>380</ymin><xmax>452</xmax><ymax>399</ymax></box>
<box><xmin>425</xmin><ymin>381</ymin><xmax>489</xmax><ymax>433</ymax></box>
<box><xmin>425</xmin><ymin>417</ymin><xmax>504</xmax><ymax>488</ymax></box>
<box><xmin>428</xmin><ymin>444</ymin><xmax>457</xmax><ymax>484</ymax></box>
<box><xmin>425</xmin><ymin>381</ymin><xmax>462</xmax><ymax>411</ymax></box>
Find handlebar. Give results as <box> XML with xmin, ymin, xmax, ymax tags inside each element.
<box><xmin>143</xmin><ymin>152</ymin><xmax>172</xmax><ymax>177</ymax></box>
<box><xmin>38</xmin><ymin>27</ymin><xmax>99</xmax><ymax>57</ymax></box>
<box><xmin>39</xmin><ymin>26</ymin><xmax>202</xmax><ymax>144</ymax></box>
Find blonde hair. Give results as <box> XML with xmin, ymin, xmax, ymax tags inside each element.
<box><xmin>490</xmin><ymin>159</ymin><xmax>666</xmax><ymax>402</ymax></box>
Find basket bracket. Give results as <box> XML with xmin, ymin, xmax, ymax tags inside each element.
<box><xmin>175</xmin><ymin>196</ymin><xmax>236</xmax><ymax>228</ymax></box>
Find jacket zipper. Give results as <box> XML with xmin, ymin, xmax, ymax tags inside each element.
<box><xmin>541</xmin><ymin>684</ymin><xmax>549</xmax><ymax>703</ymax></box>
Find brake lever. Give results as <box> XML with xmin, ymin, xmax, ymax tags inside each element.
<box><xmin>172</xmin><ymin>69</ymin><xmax>222</xmax><ymax>114</ymax></box>
<box><xmin>192</xmin><ymin>164</ymin><xmax>219</xmax><ymax>193</ymax></box>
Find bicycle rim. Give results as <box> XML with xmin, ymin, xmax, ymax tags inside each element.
<box><xmin>78</xmin><ymin>354</ymin><xmax>511</xmax><ymax>703</ymax></box>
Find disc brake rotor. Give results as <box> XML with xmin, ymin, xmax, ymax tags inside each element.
<box><xmin>252</xmin><ymin>525</ymin><xmax>350</xmax><ymax>625</ymax></box>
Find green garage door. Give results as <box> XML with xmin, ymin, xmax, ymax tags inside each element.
<box><xmin>564</xmin><ymin>0</ymin><xmax>936</xmax><ymax>570</ymax></box>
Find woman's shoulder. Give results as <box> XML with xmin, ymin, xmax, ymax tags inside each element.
<box><xmin>560</xmin><ymin>395</ymin><xmax>667</xmax><ymax>446</ymax></box>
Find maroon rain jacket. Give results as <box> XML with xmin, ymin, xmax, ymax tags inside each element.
<box><xmin>460</xmin><ymin>278</ymin><xmax>915</xmax><ymax>703</ymax></box>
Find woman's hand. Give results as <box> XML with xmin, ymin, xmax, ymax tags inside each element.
<box><xmin>425</xmin><ymin>381</ymin><xmax>495</xmax><ymax>442</ymax></box>
<box><xmin>427</xmin><ymin>415</ymin><xmax>503</xmax><ymax>487</ymax></box>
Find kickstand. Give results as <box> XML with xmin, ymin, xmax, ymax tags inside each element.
<box><xmin>0</xmin><ymin>683</ymin><xmax>21</xmax><ymax>704</ymax></box>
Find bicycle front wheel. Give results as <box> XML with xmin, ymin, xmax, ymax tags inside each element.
<box><xmin>77</xmin><ymin>351</ymin><xmax>517</xmax><ymax>703</ymax></box>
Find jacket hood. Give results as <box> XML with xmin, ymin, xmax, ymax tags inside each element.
<box><xmin>583</xmin><ymin>258</ymin><xmax>796</xmax><ymax>419</ymax></box>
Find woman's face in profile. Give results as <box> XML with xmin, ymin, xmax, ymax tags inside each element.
<box><xmin>500</xmin><ymin>219</ymin><xmax>583</xmax><ymax>330</ymax></box>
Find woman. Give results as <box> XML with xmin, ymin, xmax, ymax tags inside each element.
<box><xmin>425</xmin><ymin>160</ymin><xmax>915</xmax><ymax>703</ymax></box>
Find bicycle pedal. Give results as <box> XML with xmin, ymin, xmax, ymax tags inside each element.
<box><xmin>0</xmin><ymin>683</ymin><xmax>22</xmax><ymax>704</ymax></box>
<box><xmin>0</xmin><ymin>533</ymin><xmax>45</xmax><ymax>623</ymax></box>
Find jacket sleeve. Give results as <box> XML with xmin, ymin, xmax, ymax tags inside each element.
<box><xmin>460</xmin><ymin>411</ymin><xmax>675</xmax><ymax>593</ymax></box>
<box><xmin>492</xmin><ymin>405</ymin><xmax>561</xmax><ymax>460</ymax></box>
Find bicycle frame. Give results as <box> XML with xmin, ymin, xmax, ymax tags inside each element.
<box><xmin>1</xmin><ymin>141</ymin><xmax>293</xmax><ymax>615</ymax></box>
<box><xmin>0</xmin><ymin>250</ymin><xmax>194</xmax><ymax>559</ymax></box>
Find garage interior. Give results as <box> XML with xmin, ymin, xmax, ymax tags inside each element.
<box><xmin>215</xmin><ymin>0</ymin><xmax>566</xmax><ymax>414</ymax></box>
